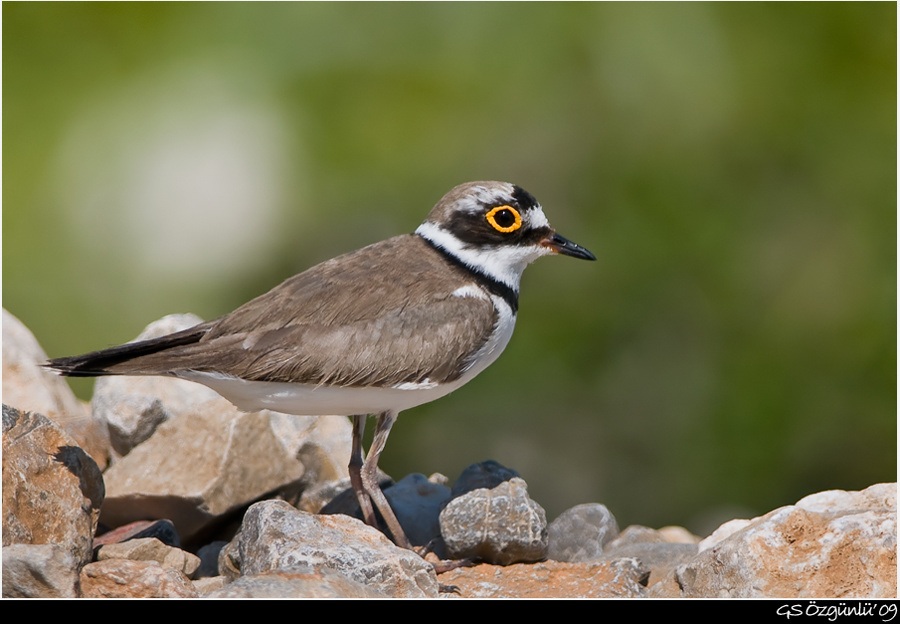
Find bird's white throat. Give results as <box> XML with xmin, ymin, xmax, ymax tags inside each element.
<box><xmin>415</xmin><ymin>220</ymin><xmax>553</xmax><ymax>292</ymax></box>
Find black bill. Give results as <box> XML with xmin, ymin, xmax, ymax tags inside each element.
<box><xmin>544</xmin><ymin>232</ymin><xmax>596</xmax><ymax>261</ymax></box>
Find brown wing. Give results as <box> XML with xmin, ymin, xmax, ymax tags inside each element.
<box><xmin>101</xmin><ymin>235</ymin><xmax>499</xmax><ymax>387</ymax></box>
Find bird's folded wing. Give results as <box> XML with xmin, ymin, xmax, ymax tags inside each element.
<box><xmin>117</xmin><ymin>294</ymin><xmax>498</xmax><ymax>388</ymax></box>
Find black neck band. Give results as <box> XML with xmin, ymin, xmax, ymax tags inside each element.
<box><xmin>420</xmin><ymin>236</ymin><xmax>519</xmax><ymax>314</ymax></box>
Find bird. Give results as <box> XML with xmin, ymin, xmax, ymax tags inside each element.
<box><xmin>45</xmin><ymin>180</ymin><xmax>596</xmax><ymax>551</ymax></box>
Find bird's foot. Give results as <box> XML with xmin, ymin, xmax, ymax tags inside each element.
<box><xmin>428</xmin><ymin>556</ymin><xmax>473</xmax><ymax>594</ymax></box>
<box><xmin>439</xmin><ymin>583</ymin><xmax>461</xmax><ymax>595</ymax></box>
<box><xmin>420</xmin><ymin>549</ymin><xmax>475</xmax><ymax>574</ymax></box>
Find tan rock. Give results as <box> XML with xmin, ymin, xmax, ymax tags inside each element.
<box><xmin>101</xmin><ymin>400</ymin><xmax>305</xmax><ymax>541</ymax></box>
<box><xmin>2</xmin><ymin>309</ymin><xmax>110</xmax><ymax>469</ymax></box>
<box><xmin>657</xmin><ymin>525</ymin><xmax>702</xmax><ymax>544</ymax></box>
<box><xmin>192</xmin><ymin>575</ymin><xmax>229</xmax><ymax>595</ymax></box>
<box><xmin>2</xmin><ymin>543</ymin><xmax>79</xmax><ymax>598</ymax></box>
<box><xmin>651</xmin><ymin>483</ymin><xmax>897</xmax><ymax>598</ymax></box>
<box><xmin>269</xmin><ymin>411</ymin><xmax>351</xmax><ymax>485</ymax></box>
<box><xmin>95</xmin><ymin>537</ymin><xmax>201</xmax><ymax>578</ymax></box>
<box><xmin>438</xmin><ymin>558</ymin><xmax>648</xmax><ymax>598</ymax></box>
<box><xmin>79</xmin><ymin>559</ymin><xmax>198</xmax><ymax>598</ymax></box>
<box><xmin>2</xmin><ymin>406</ymin><xmax>104</xmax><ymax>567</ymax></box>
<box><xmin>205</xmin><ymin>570</ymin><xmax>386</xmax><ymax>598</ymax></box>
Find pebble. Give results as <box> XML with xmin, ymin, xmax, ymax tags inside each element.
<box><xmin>546</xmin><ymin>502</ymin><xmax>619</xmax><ymax>562</ymax></box>
<box><xmin>440</xmin><ymin>477</ymin><xmax>548</xmax><ymax>565</ymax></box>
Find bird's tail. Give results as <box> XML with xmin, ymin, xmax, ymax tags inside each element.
<box><xmin>44</xmin><ymin>325</ymin><xmax>209</xmax><ymax>377</ymax></box>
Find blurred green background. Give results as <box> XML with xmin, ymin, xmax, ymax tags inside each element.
<box><xmin>3</xmin><ymin>2</ymin><xmax>896</xmax><ymax>534</ymax></box>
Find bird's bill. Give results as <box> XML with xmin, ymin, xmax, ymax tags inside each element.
<box><xmin>543</xmin><ymin>232</ymin><xmax>596</xmax><ymax>261</ymax></box>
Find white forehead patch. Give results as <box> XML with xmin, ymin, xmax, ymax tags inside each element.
<box><xmin>455</xmin><ymin>183</ymin><xmax>517</xmax><ymax>214</ymax></box>
<box><xmin>528</xmin><ymin>206</ymin><xmax>550</xmax><ymax>229</ymax></box>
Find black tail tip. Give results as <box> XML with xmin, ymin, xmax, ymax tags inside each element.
<box><xmin>41</xmin><ymin>357</ymin><xmax>107</xmax><ymax>378</ymax></box>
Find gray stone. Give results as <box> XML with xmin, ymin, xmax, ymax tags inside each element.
<box><xmin>440</xmin><ymin>477</ymin><xmax>547</xmax><ymax>565</ymax></box>
<box><xmin>225</xmin><ymin>499</ymin><xmax>438</xmax><ymax>597</ymax></box>
<box><xmin>606</xmin><ymin>524</ymin><xmax>665</xmax><ymax>548</ymax></box>
<box><xmin>2</xmin><ymin>406</ymin><xmax>104</xmax><ymax>567</ymax></box>
<box><xmin>547</xmin><ymin>503</ymin><xmax>619</xmax><ymax>562</ymax></box>
<box><xmin>2</xmin><ymin>543</ymin><xmax>79</xmax><ymax>598</ymax></box>
<box><xmin>384</xmin><ymin>473</ymin><xmax>452</xmax><ymax>550</ymax></box>
<box><xmin>601</xmin><ymin>523</ymin><xmax>700</xmax><ymax>587</ymax></box>
<box><xmin>603</xmin><ymin>542</ymin><xmax>698</xmax><ymax>587</ymax></box>
<box><xmin>196</xmin><ymin>540</ymin><xmax>228</xmax><ymax>578</ymax></box>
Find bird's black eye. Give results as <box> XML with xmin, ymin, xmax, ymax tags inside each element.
<box><xmin>485</xmin><ymin>205</ymin><xmax>522</xmax><ymax>233</ymax></box>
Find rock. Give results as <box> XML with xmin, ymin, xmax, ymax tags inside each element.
<box><xmin>383</xmin><ymin>473</ymin><xmax>452</xmax><ymax>550</ymax></box>
<box><xmin>547</xmin><ymin>503</ymin><xmax>619</xmax><ymax>562</ymax></box>
<box><xmin>438</xmin><ymin>558</ymin><xmax>648</xmax><ymax>598</ymax></box>
<box><xmin>603</xmin><ymin>542</ymin><xmax>698</xmax><ymax>588</ymax></box>
<box><xmin>2</xmin><ymin>405</ymin><xmax>105</xmax><ymax>567</ymax></box>
<box><xmin>651</xmin><ymin>483</ymin><xmax>897</xmax><ymax>598</ymax></box>
<box><xmin>100</xmin><ymin>399</ymin><xmax>305</xmax><ymax>542</ymax></box>
<box><xmin>224</xmin><ymin>499</ymin><xmax>438</xmax><ymax>597</ymax></box>
<box><xmin>545</xmin><ymin>517</ymin><xmax>699</xmax><ymax>588</ymax></box>
<box><xmin>192</xmin><ymin>575</ymin><xmax>229</xmax><ymax>595</ymax></box>
<box><xmin>268</xmin><ymin>412</ymin><xmax>351</xmax><ymax>486</ymax></box>
<box><xmin>2</xmin><ymin>543</ymin><xmax>79</xmax><ymax>598</ymax></box>
<box><xmin>261</xmin><ymin>412</ymin><xmax>354</xmax><ymax>508</ymax></box>
<box><xmin>80</xmin><ymin>559</ymin><xmax>199</xmax><ymax>598</ymax></box>
<box><xmin>606</xmin><ymin>524</ymin><xmax>666</xmax><ymax>547</ymax></box>
<box><xmin>696</xmin><ymin>518</ymin><xmax>751</xmax><ymax>552</ymax></box>
<box><xmin>657</xmin><ymin>525</ymin><xmax>702</xmax><ymax>544</ymax></box>
<box><xmin>217</xmin><ymin>539</ymin><xmax>242</xmax><ymax>580</ymax></box>
<box><xmin>298</xmin><ymin>476</ymin><xmax>357</xmax><ymax>514</ymax></box>
<box><xmin>451</xmin><ymin>460</ymin><xmax>520</xmax><ymax>497</ymax></box>
<box><xmin>90</xmin><ymin>314</ymin><xmax>222</xmax><ymax>456</ymax></box>
<box><xmin>205</xmin><ymin>569</ymin><xmax>387</xmax><ymax>598</ymax></box>
<box><xmin>2</xmin><ymin>309</ymin><xmax>110</xmax><ymax>469</ymax></box>
<box><xmin>95</xmin><ymin>537</ymin><xmax>201</xmax><ymax>578</ymax></box>
<box><xmin>196</xmin><ymin>541</ymin><xmax>228</xmax><ymax>578</ymax></box>
<box><xmin>440</xmin><ymin>477</ymin><xmax>548</xmax><ymax>565</ymax></box>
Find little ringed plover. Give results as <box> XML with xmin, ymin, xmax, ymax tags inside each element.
<box><xmin>45</xmin><ymin>180</ymin><xmax>596</xmax><ymax>550</ymax></box>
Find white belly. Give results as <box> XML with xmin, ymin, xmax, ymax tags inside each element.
<box><xmin>178</xmin><ymin>371</ymin><xmax>471</xmax><ymax>415</ymax></box>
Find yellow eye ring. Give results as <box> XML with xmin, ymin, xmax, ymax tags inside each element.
<box><xmin>485</xmin><ymin>205</ymin><xmax>522</xmax><ymax>233</ymax></box>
